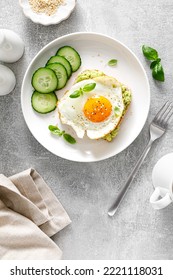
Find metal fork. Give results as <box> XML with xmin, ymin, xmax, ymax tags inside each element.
<box><xmin>108</xmin><ymin>101</ymin><xmax>173</xmax><ymax>217</ymax></box>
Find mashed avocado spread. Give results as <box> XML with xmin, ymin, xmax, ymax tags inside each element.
<box><xmin>75</xmin><ymin>70</ymin><xmax>132</xmax><ymax>142</ymax></box>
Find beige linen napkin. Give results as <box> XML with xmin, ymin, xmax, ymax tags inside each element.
<box><xmin>0</xmin><ymin>168</ymin><xmax>71</xmax><ymax>260</ymax></box>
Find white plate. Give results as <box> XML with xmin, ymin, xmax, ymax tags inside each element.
<box><xmin>21</xmin><ymin>32</ymin><xmax>150</xmax><ymax>162</ymax></box>
<box><xmin>19</xmin><ymin>0</ymin><xmax>76</xmax><ymax>26</ymax></box>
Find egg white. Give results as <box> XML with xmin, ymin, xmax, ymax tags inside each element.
<box><xmin>58</xmin><ymin>78</ymin><xmax>124</xmax><ymax>139</ymax></box>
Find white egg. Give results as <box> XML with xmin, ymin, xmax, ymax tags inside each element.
<box><xmin>0</xmin><ymin>65</ymin><xmax>16</xmax><ymax>96</ymax></box>
<box><xmin>58</xmin><ymin>78</ymin><xmax>124</xmax><ymax>139</ymax></box>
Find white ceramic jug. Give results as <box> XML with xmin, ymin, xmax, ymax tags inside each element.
<box><xmin>0</xmin><ymin>29</ymin><xmax>24</xmax><ymax>63</ymax></box>
<box><xmin>150</xmin><ymin>153</ymin><xmax>173</xmax><ymax>210</ymax></box>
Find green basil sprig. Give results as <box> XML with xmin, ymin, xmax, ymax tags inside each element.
<box><xmin>142</xmin><ymin>45</ymin><xmax>165</xmax><ymax>82</ymax></box>
<box><xmin>69</xmin><ymin>89</ymin><xmax>82</xmax><ymax>98</ymax></box>
<box><xmin>83</xmin><ymin>83</ymin><xmax>96</xmax><ymax>92</ymax></box>
<box><xmin>114</xmin><ymin>106</ymin><xmax>121</xmax><ymax>116</ymax></box>
<box><xmin>150</xmin><ymin>58</ymin><xmax>161</xmax><ymax>69</ymax></box>
<box><xmin>108</xmin><ymin>59</ymin><xmax>118</xmax><ymax>66</ymax></box>
<box><xmin>142</xmin><ymin>46</ymin><xmax>158</xmax><ymax>60</ymax></box>
<box><xmin>63</xmin><ymin>133</ymin><xmax>76</xmax><ymax>144</ymax></box>
<box><xmin>48</xmin><ymin>125</ymin><xmax>64</xmax><ymax>136</ymax></box>
<box><xmin>48</xmin><ymin>125</ymin><xmax>76</xmax><ymax>144</ymax></box>
<box><xmin>152</xmin><ymin>62</ymin><xmax>165</xmax><ymax>82</ymax></box>
<box><xmin>69</xmin><ymin>83</ymin><xmax>96</xmax><ymax>98</ymax></box>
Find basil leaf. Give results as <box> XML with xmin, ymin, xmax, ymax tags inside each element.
<box><xmin>114</xmin><ymin>106</ymin><xmax>121</xmax><ymax>116</ymax></box>
<box><xmin>49</xmin><ymin>125</ymin><xmax>76</xmax><ymax>144</ymax></box>
<box><xmin>63</xmin><ymin>133</ymin><xmax>76</xmax><ymax>144</ymax></box>
<box><xmin>150</xmin><ymin>58</ymin><xmax>161</xmax><ymax>69</ymax></box>
<box><xmin>48</xmin><ymin>125</ymin><xmax>63</xmax><ymax>136</ymax></box>
<box><xmin>108</xmin><ymin>59</ymin><xmax>118</xmax><ymax>66</ymax></box>
<box><xmin>152</xmin><ymin>62</ymin><xmax>165</xmax><ymax>82</ymax></box>
<box><xmin>69</xmin><ymin>90</ymin><xmax>81</xmax><ymax>98</ymax></box>
<box><xmin>83</xmin><ymin>83</ymin><xmax>96</xmax><ymax>92</ymax></box>
<box><xmin>142</xmin><ymin>45</ymin><xmax>158</xmax><ymax>60</ymax></box>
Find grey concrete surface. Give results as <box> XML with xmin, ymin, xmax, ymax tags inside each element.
<box><xmin>1</xmin><ymin>0</ymin><xmax>173</xmax><ymax>260</ymax></box>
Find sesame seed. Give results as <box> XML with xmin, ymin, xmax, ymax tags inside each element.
<box><xmin>29</xmin><ymin>0</ymin><xmax>66</xmax><ymax>16</ymax></box>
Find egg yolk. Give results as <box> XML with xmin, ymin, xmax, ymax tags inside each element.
<box><xmin>83</xmin><ymin>96</ymin><xmax>112</xmax><ymax>122</ymax></box>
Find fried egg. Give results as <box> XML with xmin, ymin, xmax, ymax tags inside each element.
<box><xmin>58</xmin><ymin>76</ymin><xmax>124</xmax><ymax>139</ymax></box>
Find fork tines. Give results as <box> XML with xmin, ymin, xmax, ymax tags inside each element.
<box><xmin>153</xmin><ymin>101</ymin><xmax>173</xmax><ymax>127</ymax></box>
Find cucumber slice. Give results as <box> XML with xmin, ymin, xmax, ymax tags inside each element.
<box><xmin>31</xmin><ymin>91</ymin><xmax>57</xmax><ymax>114</ymax></box>
<box><xmin>56</xmin><ymin>46</ymin><xmax>81</xmax><ymax>72</ymax></box>
<box><xmin>46</xmin><ymin>63</ymin><xmax>68</xmax><ymax>90</ymax></box>
<box><xmin>46</xmin><ymin>55</ymin><xmax>72</xmax><ymax>78</ymax></box>
<box><xmin>32</xmin><ymin>67</ymin><xmax>58</xmax><ymax>94</ymax></box>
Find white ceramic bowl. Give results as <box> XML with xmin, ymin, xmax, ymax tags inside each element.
<box><xmin>21</xmin><ymin>32</ymin><xmax>150</xmax><ymax>162</ymax></box>
<box><xmin>19</xmin><ymin>0</ymin><xmax>76</xmax><ymax>26</ymax></box>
